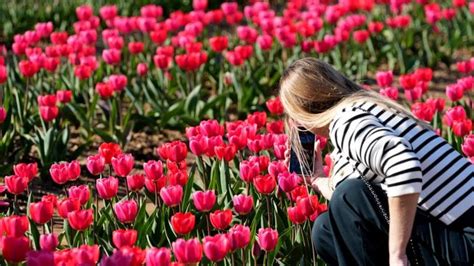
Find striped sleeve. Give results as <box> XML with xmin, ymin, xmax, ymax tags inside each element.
<box><xmin>329</xmin><ymin>107</ymin><xmax>423</xmax><ymax>197</ymax></box>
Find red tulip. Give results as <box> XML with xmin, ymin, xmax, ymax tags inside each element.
<box><xmin>57</xmin><ymin>198</ymin><xmax>81</xmax><ymax>219</ymax></box>
<box><xmin>99</xmin><ymin>142</ymin><xmax>122</xmax><ymax>164</ymax></box>
<box><xmin>143</xmin><ymin>160</ymin><xmax>164</xmax><ymax>180</ymax></box>
<box><xmin>199</xmin><ymin>119</ymin><xmax>224</xmax><ymax>137</ymax></box>
<box><xmin>159</xmin><ymin>141</ymin><xmax>188</xmax><ymax>162</ymax></box>
<box><xmin>175</xmin><ymin>52</ymin><xmax>207</xmax><ymax>72</ymax></box>
<box><xmin>56</xmin><ymin>90</ymin><xmax>72</xmax><ymax>104</ymax></box>
<box><xmin>1</xmin><ymin>215</ymin><xmax>29</xmax><ymax>237</ymax></box>
<box><xmin>268</xmin><ymin>160</ymin><xmax>288</xmax><ymax>179</ymax></box>
<box><xmin>127</xmin><ymin>174</ymin><xmax>145</xmax><ymax>192</ymax></box>
<box><xmin>76</xmin><ymin>4</ymin><xmax>93</xmax><ymax>20</ymax></box>
<box><xmin>73</xmin><ymin>244</ymin><xmax>100</xmax><ymax>265</ymax></box>
<box><xmin>0</xmin><ymin>107</ymin><xmax>6</xmax><ymax>123</ymax></box>
<box><xmin>41</xmin><ymin>194</ymin><xmax>57</xmax><ymax>208</ymax></box>
<box><xmin>114</xmin><ymin>199</ymin><xmax>138</xmax><ymax>224</ymax></box>
<box><xmin>411</xmin><ymin>102</ymin><xmax>435</xmax><ymax>122</ymax></box>
<box><xmin>277</xmin><ymin>172</ymin><xmax>302</xmax><ymax>193</ymax></box>
<box><xmin>446</xmin><ymin>83</ymin><xmax>464</xmax><ymax>102</ymax></box>
<box><xmin>172</xmin><ymin>238</ymin><xmax>203</xmax><ymax>264</ymax></box>
<box><xmin>112</xmin><ymin>153</ymin><xmax>135</xmax><ymax>177</ymax></box>
<box><xmin>353</xmin><ymin>30</ymin><xmax>369</xmax><ymax>43</ymax></box>
<box><xmin>287</xmin><ymin>205</ymin><xmax>307</xmax><ymax>224</ymax></box>
<box><xmin>376</xmin><ymin>71</ymin><xmax>393</xmax><ymax>88</ymax></box>
<box><xmin>247</xmin><ymin>111</ymin><xmax>267</xmax><ymax>129</ymax></box>
<box><xmin>452</xmin><ymin>119</ymin><xmax>472</xmax><ymax>137</ymax></box>
<box><xmin>192</xmin><ymin>190</ymin><xmax>216</xmax><ymax>212</ymax></box>
<box><xmin>265</xmin><ymin>97</ymin><xmax>284</xmax><ymax>115</ymax></box>
<box><xmin>146</xmin><ymin>247</ymin><xmax>171</xmax><ymax>266</ymax></box>
<box><xmin>27</xmin><ymin>250</ymin><xmax>55</xmax><ymax>266</ymax></box>
<box><xmin>232</xmin><ymin>194</ymin><xmax>253</xmax><ymax>215</ymax></box>
<box><xmin>253</xmin><ymin>174</ymin><xmax>276</xmax><ymax>195</ymax></box>
<box><xmin>74</xmin><ymin>64</ymin><xmax>92</xmax><ymax>80</ymax></box>
<box><xmin>49</xmin><ymin>163</ymin><xmax>69</xmax><ymax>185</ymax></box>
<box><xmin>96</xmin><ymin>82</ymin><xmax>114</xmax><ymax>99</ymax></box>
<box><xmin>128</xmin><ymin>42</ymin><xmax>144</xmax><ymax>54</ymax></box>
<box><xmin>13</xmin><ymin>162</ymin><xmax>37</xmax><ymax>181</ymax></box>
<box><xmin>112</xmin><ymin>229</ymin><xmax>137</xmax><ymax>248</ymax></box>
<box><xmin>137</xmin><ymin>63</ymin><xmax>148</xmax><ymax>76</ymax></box>
<box><xmin>67</xmin><ymin>209</ymin><xmax>93</xmax><ymax>231</ymax></box>
<box><xmin>443</xmin><ymin>106</ymin><xmax>467</xmax><ymax>127</ymax></box>
<box><xmin>368</xmin><ymin>21</ymin><xmax>384</xmax><ymax>33</ymax></box>
<box><xmin>39</xmin><ymin>106</ymin><xmax>59</xmax><ymax>122</ymax></box>
<box><xmin>257</xmin><ymin>228</ymin><xmax>278</xmax><ymax>251</ymax></box>
<box><xmin>40</xmin><ymin>233</ymin><xmax>58</xmax><ymax>251</ymax></box>
<box><xmin>68</xmin><ymin>185</ymin><xmax>90</xmax><ymax>205</ymax></box>
<box><xmin>257</xmin><ymin>34</ymin><xmax>273</xmax><ymax>50</ymax></box>
<box><xmin>2</xmin><ymin>236</ymin><xmax>30</xmax><ymax>263</ymax></box>
<box><xmin>203</xmin><ymin>233</ymin><xmax>230</xmax><ymax>262</ymax></box>
<box><xmin>404</xmin><ymin>86</ymin><xmax>423</xmax><ymax>102</ymax></box>
<box><xmin>160</xmin><ymin>185</ymin><xmax>183</xmax><ymax>207</ymax></box>
<box><xmin>214</xmin><ymin>144</ymin><xmax>237</xmax><ymax>161</ymax></box>
<box><xmin>380</xmin><ymin>86</ymin><xmax>399</xmax><ymax>100</ymax></box>
<box><xmin>30</xmin><ymin>200</ymin><xmax>54</xmax><ymax>224</ymax></box>
<box><xmin>96</xmin><ymin>176</ymin><xmax>119</xmax><ymax>200</ymax></box>
<box><xmin>209</xmin><ymin>36</ymin><xmax>228</xmax><ymax>52</ymax></box>
<box><xmin>228</xmin><ymin>224</ymin><xmax>251</xmax><ymax>251</ymax></box>
<box><xmin>266</xmin><ymin>120</ymin><xmax>284</xmax><ymax>134</ymax></box>
<box><xmin>107</xmin><ymin>74</ymin><xmax>128</xmax><ymax>92</ymax></box>
<box><xmin>19</xmin><ymin>60</ymin><xmax>39</xmax><ymax>77</ymax></box>
<box><xmin>102</xmin><ymin>49</ymin><xmax>121</xmax><ymax>65</ymax></box>
<box><xmin>171</xmin><ymin>212</ymin><xmax>195</xmax><ymax>235</ymax></box>
<box><xmin>239</xmin><ymin>160</ymin><xmax>260</xmax><ymax>183</ymax></box>
<box><xmin>5</xmin><ymin>175</ymin><xmax>28</xmax><ymax>195</ymax></box>
<box><xmin>210</xmin><ymin>209</ymin><xmax>232</xmax><ymax>230</ymax></box>
<box><xmin>457</xmin><ymin>76</ymin><xmax>473</xmax><ymax>91</ymax></box>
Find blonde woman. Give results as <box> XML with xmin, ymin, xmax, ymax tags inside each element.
<box><xmin>279</xmin><ymin>58</ymin><xmax>473</xmax><ymax>266</ymax></box>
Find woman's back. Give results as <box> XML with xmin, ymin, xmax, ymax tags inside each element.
<box><xmin>329</xmin><ymin>100</ymin><xmax>474</xmax><ymax>225</ymax></box>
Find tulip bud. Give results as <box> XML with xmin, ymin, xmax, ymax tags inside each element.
<box><xmin>171</xmin><ymin>212</ymin><xmax>195</xmax><ymax>235</ymax></box>
<box><xmin>68</xmin><ymin>185</ymin><xmax>90</xmax><ymax>205</ymax></box>
<box><xmin>232</xmin><ymin>194</ymin><xmax>253</xmax><ymax>215</ymax></box>
<box><xmin>40</xmin><ymin>233</ymin><xmax>58</xmax><ymax>251</ymax></box>
<box><xmin>86</xmin><ymin>154</ymin><xmax>105</xmax><ymax>175</ymax></box>
<box><xmin>228</xmin><ymin>224</ymin><xmax>251</xmax><ymax>250</ymax></box>
<box><xmin>67</xmin><ymin>209</ymin><xmax>93</xmax><ymax>231</ymax></box>
<box><xmin>30</xmin><ymin>201</ymin><xmax>54</xmax><ymax>224</ymax></box>
<box><xmin>210</xmin><ymin>209</ymin><xmax>233</xmax><ymax>230</ymax></box>
<box><xmin>57</xmin><ymin>198</ymin><xmax>81</xmax><ymax>219</ymax></box>
<box><xmin>127</xmin><ymin>174</ymin><xmax>145</xmax><ymax>192</ymax></box>
<box><xmin>160</xmin><ymin>185</ymin><xmax>183</xmax><ymax>207</ymax></box>
<box><xmin>257</xmin><ymin>227</ymin><xmax>278</xmax><ymax>251</ymax></box>
<box><xmin>5</xmin><ymin>175</ymin><xmax>28</xmax><ymax>195</ymax></box>
<box><xmin>2</xmin><ymin>236</ymin><xmax>30</xmax><ymax>263</ymax></box>
<box><xmin>112</xmin><ymin>229</ymin><xmax>137</xmax><ymax>248</ymax></box>
<box><xmin>192</xmin><ymin>190</ymin><xmax>216</xmax><ymax>212</ymax></box>
<box><xmin>114</xmin><ymin>200</ymin><xmax>138</xmax><ymax>224</ymax></box>
<box><xmin>172</xmin><ymin>238</ymin><xmax>203</xmax><ymax>264</ymax></box>
<box><xmin>203</xmin><ymin>234</ymin><xmax>230</xmax><ymax>262</ymax></box>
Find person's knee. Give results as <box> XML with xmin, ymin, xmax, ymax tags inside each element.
<box><xmin>329</xmin><ymin>178</ymin><xmax>366</xmax><ymax>210</ymax></box>
<box><xmin>312</xmin><ymin>212</ymin><xmax>330</xmax><ymax>253</ymax></box>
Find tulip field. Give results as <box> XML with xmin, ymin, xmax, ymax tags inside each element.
<box><xmin>0</xmin><ymin>0</ymin><xmax>473</xmax><ymax>265</ymax></box>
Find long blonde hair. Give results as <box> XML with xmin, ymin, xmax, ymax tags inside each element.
<box><xmin>279</xmin><ymin>57</ymin><xmax>432</xmax><ymax>175</ymax></box>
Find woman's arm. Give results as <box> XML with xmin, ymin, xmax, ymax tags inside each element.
<box><xmin>388</xmin><ymin>193</ymin><xmax>419</xmax><ymax>266</ymax></box>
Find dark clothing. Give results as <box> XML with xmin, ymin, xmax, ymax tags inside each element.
<box><xmin>312</xmin><ymin>179</ymin><xmax>473</xmax><ymax>266</ymax></box>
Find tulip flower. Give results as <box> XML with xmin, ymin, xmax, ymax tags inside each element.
<box><xmin>462</xmin><ymin>134</ymin><xmax>474</xmax><ymax>157</ymax></box>
<box><xmin>68</xmin><ymin>185</ymin><xmax>90</xmax><ymax>205</ymax></box>
<box><xmin>108</xmin><ymin>74</ymin><xmax>128</xmax><ymax>92</ymax></box>
<box><xmin>171</xmin><ymin>212</ymin><xmax>195</xmax><ymax>235</ymax></box>
<box><xmin>127</xmin><ymin>174</ymin><xmax>145</xmax><ymax>192</ymax></box>
<box><xmin>146</xmin><ymin>247</ymin><xmax>171</xmax><ymax>266</ymax></box>
<box><xmin>265</xmin><ymin>97</ymin><xmax>284</xmax><ymax>115</ymax></box>
<box><xmin>101</xmin><ymin>249</ymin><xmax>133</xmax><ymax>265</ymax></box>
<box><xmin>128</xmin><ymin>42</ymin><xmax>144</xmax><ymax>54</ymax></box>
<box><xmin>96</xmin><ymin>176</ymin><xmax>119</xmax><ymax>200</ymax></box>
<box><xmin>56</xmin><ymin>90</ymin><xmax>73</xmax><ymax>104</ymax></box>
<box><xmin>30</xmin><ymin>201</ymin><xmax>54</xmax><ymax>224</ymax></box>
<box><xmin>209</xmin><ymin>36</ymin><xmax>228</xmax><ymax>52</ymax></box>
<box><xmin>143</xmin><ymin>160</ymin><xmax>164</xmax><ymax>180</ymax></box>
<box><xmin>102</xmin><ymin>49</ymin><xmax>121</xmax><ymax>65</ymax></box>
<box><xmin>253</xmin><ymin>174</ymin><xmax>276</xmax><ymax>195</ymax></box>
<box><xmin>0</xmin><ymin>65</ymin><xmax>7</xmax><ymax>84</ymax></box>
<box><xmin>41</xmin><ymin>194</ymin><xmax>58</xmax><ymax>208</ymax></box>
<box><xmin>40</xmin><ymin>233</ymin><xmax>59</xmax><ymax>251</ymax></box>
<box><xmin>159</xmin><ymin>141</ymin><xmax>188</xmax><ymax>162</ymax></box>
<box><xmin>99</xmin><ymin>5</ymin><xmax>117</xmax><ymax>20</ymax></box>
<box><xmin>160</xmin><ymin>185</ymin><xmax>183</xmax><ymax>207</ymax></box>
<box><xmin>210</xmin><ymin>209</ymin><xmax>232</xmax><ymax>230</ymax></box>
<box><xmin>73</xmin><ymin>244</ymin><xmax>101</xmax><ymax>265</ymax></box>
<box><xmin>376</xmin><ymin>71</ymin><xmax>393</xmax><ymax>88</ymax></box>
<box><xmin>268</xmin><ymin>160</ymin><xmax>288</xmax><ymax>179</ymax></box>
<box><xmin>214</xmin><ymin>144</ymin><xmax>237</xmax><ymax>161</ymax></box>
<box><xmin>257</xmin><ymin>34</ymin><xmax>273</xmax><ymax>50</ymax></box>
<box><xmin>137</xmin><ymin>63</ymin><xmax>148</xmax><ymax>76</ymax></box>
<box><xmin>13</xmin><ymin>162</ymin><xmax>38</xmax><ymax>181</ymax></box>
<box><xmin>232</xmin><ymin>194</ymin><xmax>254</xmax><ymax>215</ymax></box>
<box><xmin>411</xmin><ymin>102</ymin><xmax>435</xmax><ymax>122</ymax></box>
<box><xmin>67</xmin><ymin>209</ymin><xmax>93</xmax><ymax>231</ymax></box>
<box><xmin>257</xmin><ymin>228</ymin><xmax>279</xmax><ymax>251</ymax></box>
<box><xmin>39</xmin><ymin>106</ymin><xmax>59</xmax><ymax>122</ymax></box>
<box><xmin>112</xmin><ymin>229</ymin><xmax>138</xmax><ymax>248</ymax></box>
<box><xmin>5</xmin><ymin>175</ymin><xmax>28</xmax><ymax>195</ymax></box>
<box><xmin>203</xmin><ymin>233</ymin><xmax>230</xmax><ymax>262</ymax></box>
<box><xmin>114</xmin><ymin>199</ymin><xmax>138</xmax><ymax>224</ymax></box>
<box><xmin>192</xmin><ymin>190</ymin><xmax>216</xmax><ymax>212</ymax></box>
<box><xmin>446</xmin><ymin>83</ymin><xmax>464</xmax><ymax>102</ymax></box>
<box><xmin>287</xmin><ymin>205</ymin><xmax>307</xmax><ymax>224</ymax></box>
<box><xmin>74</xmin><ymin>64</ymin><xmax>92</xmax><ymax>80</ymax></box>
<box><xmin>172</xmin><ymin>238</ymin><xmax>203</xmax><ymax>264</ymax></box>
<box><xmin>239</xmin><ymin>160</ymin><xmax>260</xmax><ymax>183</ymax></box>
<box><xmin>57</xmin><ymin>198</ymin><xmax>81</xmax><ymax>219</ymax></box>
<box><xmin>111</xmin><ymin>153</ymin><xmax>134</xmax><ymax>177</ymax></box>
<box><xmin>27</xmin><ymin>250</ymin><xmax>55</xmax><ymax>266</ymax></box>
<box><xmin>0</xmin><ymin>106</ymin><xmax>6</xmax><ymax>123</ymax></box>
<box><xmin>19</xmin><ymin>60</ymin><xmax>39</xmax><ymax>77</ymax></box>
<box><xmin>228</xmin><ymin>224</ymin><xmax>251</xmax><ymax>251</ymax></box>
<box><xmin>96</xmin><ymin>82</ymin><xmax>114</xmax><ymax>99</ymax></box>
<box><xmin>452</xmin><ymin>119</ymin><xmax>472</xmax><ymax>137</ymax></box>
<box><xmin>2</xmin><ymin>215</ymin><xmax>29</xmax><ymax>237</ymax></box>
<box><xmin>2</xmin><ymin>236</ymin><xmax>30</xmax><ymax>263</ymax></box>
<box><xmin>86</xmin><ymin>154</ymin><xmax>105</xmax><ymax>175</ymax></box>
<box><xmin>189</xmin><ymin>135</ymin><xmax>208</xmax><ymax>156</ymax></box>
<box><xmin>99</xmin><ymin>142</ymin><xmax>122</xmax><ymax>164</ymax></box>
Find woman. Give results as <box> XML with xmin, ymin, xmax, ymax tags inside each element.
<box><xmin>279</xmin><ymin>58</ymin><xmax>473</xmax><ymax>266</ymax></box>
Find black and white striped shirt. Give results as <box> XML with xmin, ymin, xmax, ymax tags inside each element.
<box><xmin>329</xmin><ymin>101</ymin><xmax>474</xmax><ymax>225</ymax></box>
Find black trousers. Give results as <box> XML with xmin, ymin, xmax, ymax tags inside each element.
<box><xmin>311</xmin><ymin>179</ymin><xmax>474</xmax><ymax>266</ymax></box>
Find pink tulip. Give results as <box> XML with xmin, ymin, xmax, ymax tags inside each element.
<box><xmin>27</xmin><ymin>251</ymin><xmax>55</xmax><ymax>266</ymax></box>
<box><xmin>137</xmin><ymin>63</ymin><xmax>148</xmax><ymax>76</ymax></box>
<box><xmin>228</xmin><ymin>224</ymin><xmax>251</xmax><ymax>250</ymax></box>
<box><xmin>127</xmin><ymin>174</ymin><xmax>145</xmax><ymax>192</ymax></box>
<box><xmin>5</xmin><ymin>175</ymin><xmax>28</xmax><ymax>195</ymax></box>
<box><xmin>111</xmin><ymin>153</ymin><xmax>134</xmax><ymax>177</ymax></box>
<box><xmin>277</xmin><ymin>172</ymin><xmax>302</xmax><ymax>192</ymax></box>
<box><xmin>239</xmin><ymin>160</ymin><xmax>260</xmax><ymax>183</ymax></box>
<box><xmin>446</xmin><ymin>83</ymin><xmax>464</xmax><ymax>102</ymax></box>
<box><xmin>462</xmin><ymin>134</ymin><xmax>474</xmax><ymax>157</ymax></box>
<box><xmin>0</xmin><ymin>107</ymin><xmax>6</xmax><ymax>123</ymax></box>
<box><xmin>112</xmin><ymin>229</ymin><xmax>137</xmax><ymax>248</ymax></box>
<box><xmin>160</xmin><ymin>185</ymin><xmax>183</xmax><ymax>207</ymax></box>
<box><xmin>268</xmin><ymin>160</ymin><xmax>288</xmax><ymax>179</ymax></box>
<box><xmin>232</xmin><ymin>194</ymin><xmax>254</xmax><ymax>215</ymax></box>
<box><xmin>114</xmin><ymin>200</ymin><xmax>138</xmax><ymax>224</ymax></box>
<box><xmin>143</xmin><ymin>160</ymin><xmax>163</xmax><ymax>180</ymax></box>
<box><xmin>203</xmin><ymin>234</ymin><xmax>230</xmax><ymax>262</ymax></box>
<box><xmin>192</xmin><ymin>190</ymin><xmax>216</xmax><ymax>212</ymax></box>
<box><xmin>96</xmin><ymin>176</ymin><xmax>119</xmax><ymax>200</ymax></box>
<box><xmin>102</xmin><ymin>49</ymin><xmax>121</xmax><ymax>65</ymax></box>
<box><xmin>40</xmin><ymin>233</ymin><xmax>58</xmax><ymax>251</ymax></box>
<box><xmin>86</xmin><ymin>154</ymin><xmax>105</xmax><ymax>175</ymax></box>
<box><xmin>68</xmin><ymin>185</ymin><xmax>90</xmax><ymax>205</ymax></box>
<box><xmin>257</xmin><ymin>228</ymin><xmax>279</xmax><ymax>251</ymax></box>
<box><xmin>108</xmin><ymin>74</ymin><xmax>127</xmax><ymax>92</ymax></box>
<box><xmin>172</xmin><ymin>238</ymin><xmax>203</xmax><ymax>264</ymax></box>
<box><xmin>13</xmin><ymin>162</ymin><xmax>38</xmax><ymax>181</ymax></box>
<box><xmin>146</xmin><ymin>247</ymin><xmax>171</xmax><ymax>266</ymax></box>
<box><xmin>376</xmin><ymin>71</ymin><xmax>393</xmax><ymax>88</ymax></box>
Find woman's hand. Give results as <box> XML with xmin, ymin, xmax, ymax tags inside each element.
<box><xmin>389</xmin><ymin>253</ymin><xmax>408</xmax><ymax>266</ymax></box>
